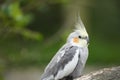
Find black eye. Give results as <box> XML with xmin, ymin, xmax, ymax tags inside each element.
<box><xmin>78</xmin><ymin>36</ymin><xmax>82</xmax><ymax>38</ymax></box>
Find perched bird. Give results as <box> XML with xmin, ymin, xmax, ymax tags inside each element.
<box><xmin>40</xmin><ymin>15</ymin><xmax>89</xmax><ymax>80</ymax></box>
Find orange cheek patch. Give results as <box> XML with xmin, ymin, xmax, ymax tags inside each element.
<box><xmin>73</xmin><ymin>37</ymin><xmax>79</xmax><ymax>43</ymax></box>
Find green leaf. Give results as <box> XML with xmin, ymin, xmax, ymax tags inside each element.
<box><xmin>15</xmin><ymin>14</ymin><xmax>32</xmax><ymax>27</ymax></box>
<box><xmin>8</xmin><ymin>2</ymin><xmax>23</xmax><ymax>21</ymax></box>
<box><xmin>22</xmin><ymin>29</ymin><xmax>43</xmax><ymax>41</ymax></box>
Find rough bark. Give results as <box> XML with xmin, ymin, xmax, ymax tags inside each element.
<box><xmin>75</xmin><ymin>66</ymin><xmax>120</xmax><ymax>80</ymax></box>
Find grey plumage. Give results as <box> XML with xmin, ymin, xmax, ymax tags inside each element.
<box><xmin>40</xmin><ymin>43</ymin><xmax>88</xmax><ymax>80</ymax></box>
<box><xmin>40</xmin><ymin>44</ymin><xmax>78</xmax><ymax>79</ymax></box>
<box><xmin>40</xmin><ymin>15</ymin><xmax>89</xmax><ymax>80</ymax></box>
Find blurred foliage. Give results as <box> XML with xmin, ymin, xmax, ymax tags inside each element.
<box><xmin>0</xmin><ymin>0</ymin><xmax>69</xmax><ymax>65</ymax></box>
<box><xmin>0</xmin><ymin>0</ymin><xmax>69</xmax><ymax>79</ymax></box>
<box><xmin>87</xmin><ymin>0</ymin><xmax>120</xmax><ymax>65</ymax></box>
<box><xmin>0</xmin><ymin>0</ymin><xmax>67</xmax><ymax>40</ymax></box>
<box><xmin>0</xmin><ymin>0</ymin><xmax>120</xmax><ymax>79</ymax></box>
<box><xmin>0</xmin><ymin>1</ymin><xmax>43</xmax><ymax>40</ymax></box>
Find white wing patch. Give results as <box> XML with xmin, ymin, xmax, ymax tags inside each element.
<box><xmin>57</xmin><ymin>50</ymin><xmax>65</xmax><ymax>63</ymax></box>
<box><xmin>55</xmin><ymin>49</ymin><xmax>80</xmax><ymax>80</ymax></box>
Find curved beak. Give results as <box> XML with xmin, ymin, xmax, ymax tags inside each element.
<box><xmin>82</xmin><ymin>37</ymin><xmax>89</xmax><ymax>44</ymax></box>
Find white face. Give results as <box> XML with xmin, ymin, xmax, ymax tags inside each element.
<box><xmin>67</xmin><ymin>30</ymin><xmax>89</xmax><ymax>47</ymax></box>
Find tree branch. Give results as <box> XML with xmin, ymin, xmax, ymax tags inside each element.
<box><xmin>75</xmin><ymin>66</ymin><xmax>120</xmax><ymax>80</ymax></box>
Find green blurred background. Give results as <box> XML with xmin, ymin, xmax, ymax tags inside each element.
<box><xmin>0</xmin><ymin>0</ymin><xmax>120</xmax><ymax>80</ymax></box>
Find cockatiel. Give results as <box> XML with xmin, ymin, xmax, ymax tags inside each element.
<box><xmin>40</xmin><ymin>15</ymin><xmax>89</xmax><ymax>80</ymax></box>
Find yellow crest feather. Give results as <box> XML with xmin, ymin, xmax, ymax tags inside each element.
<box><xmin>75</xmin><ymin>15</ymin><xmax>88</xmax><ymax>36</ymax></box>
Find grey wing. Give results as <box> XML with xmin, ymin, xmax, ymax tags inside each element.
<box><xmin>44</xmin><ymin>43</ymin><xmax>70</xmax><ymax>72</ymax></box>
<box><xmin>40</xmin><ymin>44</ymin><xmax>79</xmax><ymax>80</ymax></box>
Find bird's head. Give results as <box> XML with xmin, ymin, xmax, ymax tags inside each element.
<box><xmin>67</xmin><ymin>16</ymin><xmax>89</xmax><ymax>47</ymax></box>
